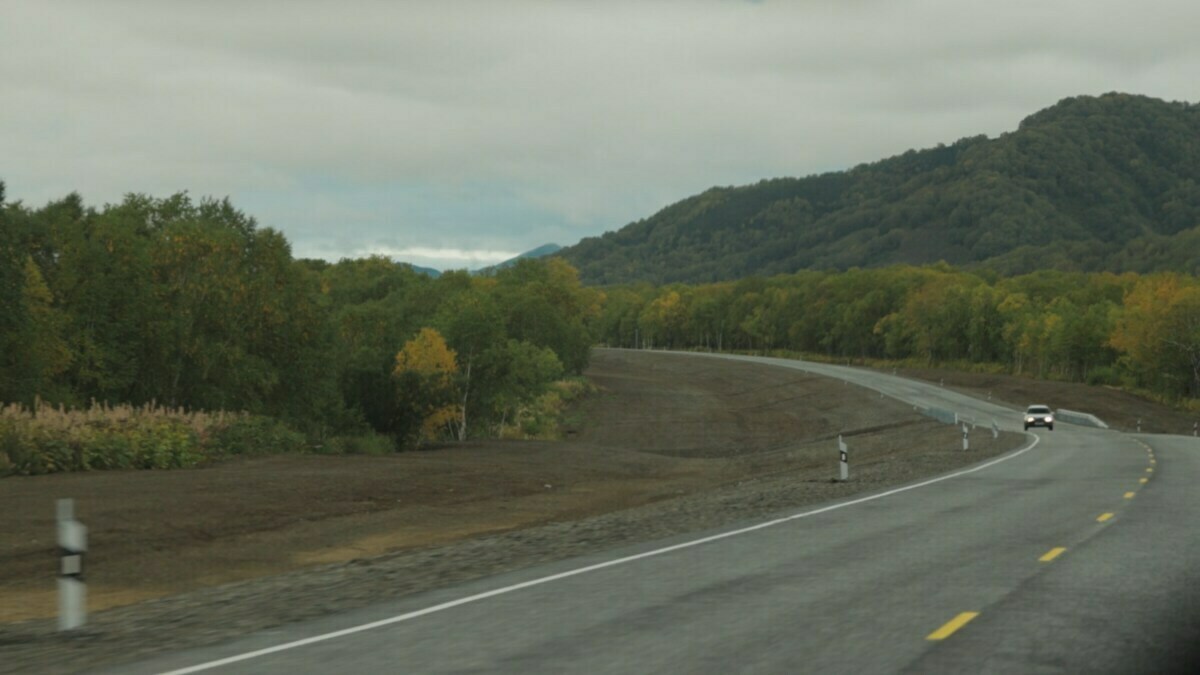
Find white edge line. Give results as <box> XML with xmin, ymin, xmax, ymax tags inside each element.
<box><xmin>159</xmin><ymin>433</ymin><xmax>1041</xmax><ymax>675</ymax></box>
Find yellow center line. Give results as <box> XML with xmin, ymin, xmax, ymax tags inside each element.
<box><xmin>1147</xmin><ymin>468</ymin><xmax>1154</xmax><ymax>473</ymax></box>
<box><xmin>1097</xmin><ymin>512</ymin><xmax>1115</xmax><ymax>522</ymax></box>
<box><xmin>927</xmin><ymin>612</ymin><xmax>980</xmax><ymax>640</ymax></box>
<box><xmin>1150</xmin><ymin>460</ymin><xmax>1156</xmax><ymax>464</ymax></box>
<box><xmin>1039</xmin><ymin>547</ymin><xmax>1067</xmax><ymax>562</ymax></box>
<box><xmin>1124</xmin><ymin>492</ymin><xmax>1135</xmax><ymax>499</ymax></box>
<box><xmin>1140</xmin><ymin>478</ymin><xmax>1149</xmax><ymax>484</ymax></box>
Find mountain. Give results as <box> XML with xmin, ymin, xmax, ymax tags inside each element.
<box><xmin>402</xmin><ymin>263</ymin><xmax>441</xmax><ymax>278</ymax></box>
<box><xmin>557</xmin><ymin>93</ymin><xmax>1200</xmax><ymax>284</ymax></box>
<box><xmin>476</xmin><ymin>243</ymin><xmax>562</xmax><ymax>275</ymax></box>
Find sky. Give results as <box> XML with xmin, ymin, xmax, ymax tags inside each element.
<box><xmin>3</xmin><ymin>1</ymin><xmax>1199</xmax><ymax>270</ymax></box>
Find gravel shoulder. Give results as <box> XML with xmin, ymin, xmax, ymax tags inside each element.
<box><xmin>3</xmin><ymin>350</ymin><xmax>1027</xmax><ymax>673</ymax></box>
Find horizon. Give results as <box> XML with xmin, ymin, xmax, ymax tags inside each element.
<box><xmin>3</xmin><ymin>1</ymin><xmax>1199</xmax><ymax>270</ymax></box>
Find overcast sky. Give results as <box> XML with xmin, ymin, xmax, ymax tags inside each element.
<box><xmin>3</xmin><ymin>1</ymin><xmax>1198</xmax><ymax>269</ymax></box>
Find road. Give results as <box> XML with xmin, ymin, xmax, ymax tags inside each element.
<box><xmin>109</xmin><ymin>353</ymin><xmax>1200</xmax><ymax>674</ymax></box>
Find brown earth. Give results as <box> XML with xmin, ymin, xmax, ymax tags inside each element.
<box><xmin>0</xmin><ymin>350</ymin><xmax>1055</xmax><ymax>673</ymax></box>
<box><xmin>2</xmin><ymin>350</ymin><xmax>1014</xmax><ymax>625</ymax></box>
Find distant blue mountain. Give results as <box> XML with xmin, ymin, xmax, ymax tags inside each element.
<box><xmin>475</xmin><ymin>243</ymin><xmax>562</xmax><ymax>275</ymax></box>
<box><xmin>401</xmin><ymin>263</ymin><xmax>442</xmax><ymax>278</ymax></box>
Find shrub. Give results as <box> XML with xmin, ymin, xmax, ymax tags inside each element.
<box><xmin>1085</xmin><ymin>366</ymin><xmax>1121</xmax><ymax>386</ymax></box>
<box><xmin>0</xmin><ymin>400</ymin><xmax>305</xmax><ymax>476</ymax></box>
<box><xmin>209</xmin><ymin>416</ymin><xmax>306</xmax><ymax>457</ymax></box>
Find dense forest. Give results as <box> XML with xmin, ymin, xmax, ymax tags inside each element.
<box><xmin>596</xmin><ymin>265</ymin><xmax>1200</xmax><ymax>403</ymax></box>
<box><xmin>0</xmin><ymin>184</ymin><xmax>600</xmax><ymax>473</ymax></box>
<box><xmin>559</xmin><ymin>93</ymin><xmax>1200</xmax><ymax>284</ymax></box>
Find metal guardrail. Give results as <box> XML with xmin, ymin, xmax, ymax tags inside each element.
<box><xmin>920</xmin><ymin>407</ymin><xmax>958</xmax><ymax>425</ymax></box>
<box><xmin>1055</xmin><ymin>409</ymin><xmax>1109</xmax><ymax>429</ymax></box>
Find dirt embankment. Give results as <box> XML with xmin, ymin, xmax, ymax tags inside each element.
<box><xmin>2</xmin><ymin>349</ymin><xmax>1028</xmax><ymax>673</ymax></box>
<box><xmin>889</xmin><ymin>365</ymin><xmax>1198</xmax><ymax>434</ymax></box>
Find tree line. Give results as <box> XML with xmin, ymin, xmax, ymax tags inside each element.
<box><xmin>596</xmin><ymin>264</ymin><xmax>1200</xmax><ymax>402</ymax></box>
<box><xmin>0</xmin><ymin>184</ymin><xmax>599</xmax><ymax>449</ymax></box>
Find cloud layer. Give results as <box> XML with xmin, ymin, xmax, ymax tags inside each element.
<box><xmin>3</xmin><ymin>0</ymin><xmax>1198</xmax><ymax>268</ymax></box>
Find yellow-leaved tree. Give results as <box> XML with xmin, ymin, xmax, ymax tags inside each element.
<box><xmin>393</xmin><ymin>327</ymin><xmax>459</xmax><ymax>446</ymax></box>
<box><xmin>1110</xmin><ymin>274</ymin><xmax>1200</xmax><ymax>399</ymax></box>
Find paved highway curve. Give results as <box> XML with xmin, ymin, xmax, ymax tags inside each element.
<box><xmin>111</xmin><ymin>352</ymin><xmax>1200</xmax><ymax>674</ymax></box>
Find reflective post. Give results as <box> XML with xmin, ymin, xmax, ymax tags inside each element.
<box><xmin>838</xmin><ymin>435</ymin><xmax>849</xmax><ymax>481</ymax></box>
<box><xmin>57</xmin><ymin>499</ymin><xmax>87</xmax><ymax>631</ymax></box>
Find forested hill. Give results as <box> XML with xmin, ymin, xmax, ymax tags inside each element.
<box><xmin>558</xmin><ymin>93</ymin><xmax>1200</xmax><ymax>284</ymax></box>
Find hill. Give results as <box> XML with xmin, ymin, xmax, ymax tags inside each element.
<box><xmin>475</xmin><ymin>243</ymin><xmax>562</xmax><ymax>275</ymax></box>
<box><xmin>558</xmin><ymin>93</ymin><xmax>1200</xmax><ymax>284</ymax></box>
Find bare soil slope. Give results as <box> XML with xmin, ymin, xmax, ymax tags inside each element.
<box><xmin>2</xmin><ymin>350</ymin><xmax>1013</xmax><ymax>625</ymax></box>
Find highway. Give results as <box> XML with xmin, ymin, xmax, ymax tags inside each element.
<box><xmin>111</xmin><ymin>353</ymin><xmax>1200</xmax><ymax>674</ymax></box>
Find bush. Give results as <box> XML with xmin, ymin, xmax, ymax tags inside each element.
<box><xmin>209</xmin><ymin>416</ymin><xmax>306</xmax><ymax>457</ymax></box>
<box><xmin>0</xmin><ymin>400</ymin><xmax>307</xmax><ymax>476</ymax></box>
<box><xmin>1085</xmin><ymin>366</ymin><xmax>1121</xmax><ymax>386</ymax></box>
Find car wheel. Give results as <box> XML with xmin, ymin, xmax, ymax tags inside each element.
<box><xmin>1049</xmin><ymin>424</ymin><xmax>1054</xmax><ymax>431</ymax></box>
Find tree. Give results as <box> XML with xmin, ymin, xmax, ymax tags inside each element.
<box><xmin>1111</xmin><ymin>275</ymin><xmax>1200</xmax><ymax>398</ymax></box>
<box><xmin>393</xmin><ymin>328</ymin><xmax>460</xmax><ymax>446</ymax></box>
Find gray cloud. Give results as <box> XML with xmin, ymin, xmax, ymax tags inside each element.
<box><xmin>3</xmin><ymin>0</ymin><xmax>1198</xmax><ymax>267</ymax></box>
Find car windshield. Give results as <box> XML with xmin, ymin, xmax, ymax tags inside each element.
<box><xmin>1027</xmin><ymin>406</ymin><xmax>1052</xmax><ymax>414</ymax></box>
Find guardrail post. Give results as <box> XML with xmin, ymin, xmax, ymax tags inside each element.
<box><xmin>991</xmin><ymin>421</ymin><xmax>999</xmax><ymax>439</ymax></box>
<box><xmin>838</xmin><ymin>435</ymin><xmax>849</xmax><ymax>481</ymax></box>
<box><xmin>1137</xmin><ymin>418</ymin><xmax>1142</xmax><ymax>433</ymax></box>
<box><xmin>57</xmin><ymin>498</ymin><xmax>87</xmax><ymax>631</ymax></box>
<box><xmin>1193</xmin><ymin>421</ymin><xmax>1197</xmax><ymax>437</ymax></box>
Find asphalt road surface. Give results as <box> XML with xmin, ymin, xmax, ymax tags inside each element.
<box><xmin>110</xmin><ymin>353</ymin><xmax>1200</xmax><ymax>674</ymax></box>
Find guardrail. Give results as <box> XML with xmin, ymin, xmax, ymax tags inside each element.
<box><xmin>919</xmin><ymin>407</ymin><xmax>958</xmax><ymax>426</ymax></box>
<box><xmin>1055</xmin><ymin>409</ymin><xmax>1109</xmax><ymax>429</ymax></box>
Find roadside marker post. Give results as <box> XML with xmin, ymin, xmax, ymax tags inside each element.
<box><xmin>962</xmin><ymin>424</ymin><xmax>969</xmax><ymax>451</ymax></box>
<box><xmin>991</xmin><ymin>421</ymin><xmax>999</xmax><ymax>439</ymax></box>
<box><xmin>57</xmin><ymin>498</ymin><xmax>87</xmax><ymax>631</ymax></box>
<box><xmin>1193</xmin><ymin>421</ymin><xmax>1197</xmax><ymax>437</ymax></box>
<box><xmin>1137</xmin><ymin>419</ymin><xmax>1141</xmax><ymax>433</ymax></box>
<box><xmin>838</xmin><ymin>435</ymin><xmax>849</xmax><ymax>481</ymax></box>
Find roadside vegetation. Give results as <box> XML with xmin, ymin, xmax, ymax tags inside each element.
<box><xmin>0</xmin><ymin>399</ymin><xmax>307</xmax><ymax>475</ymax></box>
<box><xmin>4</xmin><ymin>177</ymin><xmax>1198</xmax><ymax>476</ymax></box>
<box><xmin>597</xmin><ymin>264</ymin><xmax>1200</xmax><ymax>408</ymax></box>
<box><xmin>0</xmin><ymin>183</ymin><xmax>600</xmax><ymax>475</ymax></box>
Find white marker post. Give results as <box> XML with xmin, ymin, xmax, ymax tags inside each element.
<box><xmin>962</xmin><ymin>424</ymin><xmax>970</xmax><ymax>451</ymax></box>
<box><xmin>1193</xmin><ymin>422</ymin><xmax>1197</xmax><ymax>437</ymax></box>
<box><xmin>1137</xmin><ymin>419</ymin><xmax>1142</xmax><ymax>433</ymax></box>
<box><xmin>57</xmin><ymin>499</ymin><xmax>87</xmax><ymax>631</ymax></box>
<box><xmin>838</xmin><ymin>435</ymin><xmax>849</xmax><ymax>481</ymax></box>
<box><xmin>991</xmin><ymin>421</ymin><xmax>1000</xmax><ymax>440</ymax></box>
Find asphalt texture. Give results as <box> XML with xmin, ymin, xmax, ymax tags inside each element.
<box><xmin>109</xmin><ymin>353</ymin><xmax>1200</xmax><ymax>675</ymax></box>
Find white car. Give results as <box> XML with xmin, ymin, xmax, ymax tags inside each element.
<box><xmin>1024</xmin><ymin>405</ymin><xmax>1054</xmax><ymax>431</ymax></box>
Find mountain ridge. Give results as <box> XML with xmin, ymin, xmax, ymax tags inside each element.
<box><xmin>556</xmin><ymin>93</ymin><xmax>1200</xmax><ymax>284</ymax></box>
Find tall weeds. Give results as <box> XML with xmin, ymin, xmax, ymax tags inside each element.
<box><xmin>0</xmin><ymin>399</ymin><xmax>304</xmax><ymax>476</ymax></box>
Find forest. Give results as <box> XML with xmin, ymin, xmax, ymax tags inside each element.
<box><xmin>0</xmin><ymin>184</ymin><xmax>600</xmax><ymax>474</ymax></box>
<box><xmin>559</xmin><ymin>93</ymin><xmax>1200</xmax><ymax>284</ymax></box>
<box><xmin>596</xmin><ymin>264</ymin><xmax>1200</xmax><ymax>404</ymax></box>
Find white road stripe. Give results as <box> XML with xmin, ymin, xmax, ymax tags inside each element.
<box><xmin>159</xmin><ymin>434</ymin><xmax>1041</xmax><ymax>674</ymax></box>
